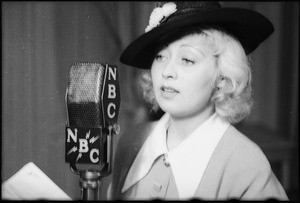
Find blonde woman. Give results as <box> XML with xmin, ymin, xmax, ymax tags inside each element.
<box><xmin>110</xmin><ymin>2</ymin><xmax>288</xmax><ymax>200</ymax></box>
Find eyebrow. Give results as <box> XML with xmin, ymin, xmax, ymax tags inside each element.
<box><xmin>180</xmin><ymin>44</ymin><xmax>206</xmax><ymax>55</ymax></box>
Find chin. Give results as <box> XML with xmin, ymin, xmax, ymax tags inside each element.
<box><xmin>159</xmin><ymin>104</ymin><xmax>188</xmax><ymax>117</ymax></box>
<box><xmin>159</xmin><ymin>101</ymin><xmax>215</xmax><ymax>120</ymax></box>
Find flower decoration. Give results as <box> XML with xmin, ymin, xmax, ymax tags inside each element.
<box><xmin>145</xmin><ymin>2</ymin><xmax>177</xmax><ymax>33</ymax></box>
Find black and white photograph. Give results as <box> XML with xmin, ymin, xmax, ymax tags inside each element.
<box><xmin>2</xmin><ymin>1</ymin><xmax>299</xmax><ymax>201</ymax></box>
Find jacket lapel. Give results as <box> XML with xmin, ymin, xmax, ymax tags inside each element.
<box><xmin>111</xmin><ymin>122</ymin><xmax>155</xmax><ymax>200</ymax></box>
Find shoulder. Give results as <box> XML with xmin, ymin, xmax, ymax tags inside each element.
<box><xmin>219</xmin><ymin>126</ymin><xmax>288</xmax><ymax>200</ymax></box>
<box><xmin>218</xmin><ymin>125</ymin><xmax>271</xmax><ymax>173</ymax></box>
<box><xmin>212</xmin><ymin>126</ymin><xmax>272</xmax><ymax>192</ymax></box>
<box><xmin>197</xmin><ymin>125</ymin><xmax>288</xmax><ymax>200</ymax></box>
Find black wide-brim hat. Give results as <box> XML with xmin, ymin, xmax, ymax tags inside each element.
<box><xmin>120</xmin><ymin>2</ymin><xmax>274</xmax><ymax>69</ymax></box>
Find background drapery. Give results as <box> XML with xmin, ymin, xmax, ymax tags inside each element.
<box><xmin>2</xmin><ymin>2</ymin><xmax>298</xmax><ymax>200</ymax></box>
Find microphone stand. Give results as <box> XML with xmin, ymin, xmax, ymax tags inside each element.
<box><xmin>79</xmin><ymin>170</ymin><xmax>101</xmax><ymax>200</ymax></box>
<box><xmin>70</xmin><ymin>126</ymin><xmax>116</xmax><ymax>200</ymax></box>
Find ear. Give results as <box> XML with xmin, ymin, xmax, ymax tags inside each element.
<box><xmin>216</xmin><ymin>76</ymin><xmax>226</xmax><ymax>91</ymax></box>
<box><xmin>216</xmin><ymin>76</ymin><xmax>234</xmax><ymax>92</ymax></box>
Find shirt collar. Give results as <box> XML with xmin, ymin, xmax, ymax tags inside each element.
<box><xmin>168</xmin><ymin>113</ymin><xmax>230</xmax><ymax>199</ymax></box>
<box><xmin>121</xmin><ymin>113</ymin><xmax>170</xmax><ymax>193</ymax></box>
<box><xmin>121</xmin><ymin>113</ymin><xmax>230</xmax><ymax>199</ymax></box>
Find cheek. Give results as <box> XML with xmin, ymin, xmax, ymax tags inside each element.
<box><xmin>188</xmin><ymin>78</ymin><xmax>214</xmax><ymax>101</ymax></box>
<box><xmin>187</xmin><ymin>68</ymin><xmax>217</xmax><ymax>97</ymax></box>
<box><xmin>151</xmin><ymin>65</ymin><xmax>161</xmax><ymax>87</ymax></box>
<box><xmin>199</xmin><ymin>72</ymin><xmax>216</xmax><ymax>89</ymax></box>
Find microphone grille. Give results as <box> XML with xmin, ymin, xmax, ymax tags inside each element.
<box><xmin>66</xmin><ymin>63</ymin><xmax>106</xmax><ymax>127</ymax></box>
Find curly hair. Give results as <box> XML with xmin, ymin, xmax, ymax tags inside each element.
<box><xmin>138</xmin><ymin>27</ymin><xmax>253</xmax><ymax>124</ymax></box>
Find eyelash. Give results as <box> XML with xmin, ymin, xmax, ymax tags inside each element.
<box><xmin>182</xmin><ymin>58</ymin><xmax>194</xmax><ymax>65</ymax></box>
<box><xmin>155</xmin><ymin>54</ymin><xmax>164</xmax><ymax>61</ymax></box>
<box><xmin>155</xmin><ymin>54</ymin><xmax>195</xmax><ymax>65</ymax></box>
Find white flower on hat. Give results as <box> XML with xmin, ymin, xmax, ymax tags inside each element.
<box><xmin>145</xmin><ymin>2</ymin><xmax>177</xmax><ymax>33</ymax></box>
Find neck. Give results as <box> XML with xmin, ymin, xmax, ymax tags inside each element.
<box><xmin>167</xmin><ymin>107</ymin><xmax>215</xmax><ymax>150</ymax></box>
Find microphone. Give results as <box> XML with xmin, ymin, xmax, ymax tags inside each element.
<box><xmin>65</xmin><ymin>62</ymin><xmax>120</xmax><ymax>200</ymax></box>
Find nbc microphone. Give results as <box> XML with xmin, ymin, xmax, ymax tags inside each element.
<box><xmin>65</xmin><ymin>63</ymin><xmax>120</xmax><ymax>200</ymax></box>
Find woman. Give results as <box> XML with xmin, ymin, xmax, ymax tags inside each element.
<box><xmin>109</xmin><ymin>2</ymin><xmax>288</xmax><ymax>200</ymax></box>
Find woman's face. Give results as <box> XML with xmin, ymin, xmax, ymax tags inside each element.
<box><xmin>151</xmin><ymin>33</ymin><xmax>218</xmax><ymax>119</ymax></box>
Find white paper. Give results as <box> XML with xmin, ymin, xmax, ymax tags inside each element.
<box><xmin>2</xmin><ymin>162</ymin><xmax>71</xmax><ymax>200</ymax></box>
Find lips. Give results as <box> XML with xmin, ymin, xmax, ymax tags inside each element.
<box><xmin>161</xmin><ymin>86</ymin><xmax>179</xmax><ymax>94</ymax></box>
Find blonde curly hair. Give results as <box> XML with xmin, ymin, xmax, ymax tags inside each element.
<box><xmin>138</xmin><ymin>27</ymin><xmax>253</xmax><ymax>124</ymax></box>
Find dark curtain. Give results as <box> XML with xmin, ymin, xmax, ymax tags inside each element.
<box><xmin>2</xmin><ymin>2</ymin><xmax>298</xmax><ymax>200</ymax></box>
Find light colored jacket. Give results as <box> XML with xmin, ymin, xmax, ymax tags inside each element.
<box><xmin>110</xmin><ymin>122</ymin><xmax>288</xmax><ymax>200</ymax></box>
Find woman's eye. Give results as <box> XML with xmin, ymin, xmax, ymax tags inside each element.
<box><xmin>182</xmin><ymin>58</ymin><xmax>194</xmax><ymax>65</ymax></box>
<box><xmin>155</xmin><ymin>54</ymin><xmax>165</xmax><ymax>61</ymax></box>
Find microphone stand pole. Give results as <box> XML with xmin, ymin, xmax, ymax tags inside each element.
<box><xmin>79</xmin><ymin>170</ymin><xmax>101</xmax><ymax>200</ymax></box>
<box><xmin>70</xmin><ymin>126</ymin><xmax>115</xmax><ymax>200</ymax></box>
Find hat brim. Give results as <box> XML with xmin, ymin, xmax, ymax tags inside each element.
<box><xmin>120</xmin><ymin>8</ymin><xmax>274</xmax><ymax>69</ymax></box>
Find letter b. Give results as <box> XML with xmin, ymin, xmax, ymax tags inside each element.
<box><xmin>79</xmin><ymin>139</ymin><xmax>89</xmax><ymax>153</ymax></box>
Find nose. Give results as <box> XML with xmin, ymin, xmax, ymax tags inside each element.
<box><xmin>162</xmin><ymin>59</ymin><xmax>177</xmax><ymax>79</ymax></box>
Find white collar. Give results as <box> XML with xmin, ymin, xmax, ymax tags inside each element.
<box><xmin>121</xmin><ymin>113</ymin><xmax>230</xmax><ymax>199</ymax></box>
